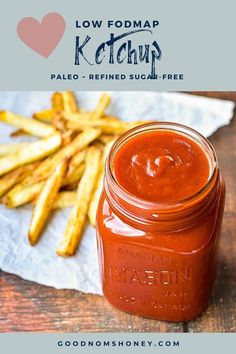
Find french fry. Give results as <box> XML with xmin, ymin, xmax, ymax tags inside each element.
<box><xmin>88</xmin><ymin>139</ymin><xmax>115</xmax><ymax>226</ymax></box>
<box><xmin>91</xmin><ymin>141</ymin><xmax>104</xmax><ymax>150</ymax></box>
<box><xmin>26</xmin><ymin>128</ymin><xmax>99</xmax><ymax>183</ymax></box>
<box><xmin>52</xmin><ymin>92</ymin><xmax>63</xmax><ymax>110</ymax></box>
<box><xmin>64</xmin><ymin>163</ymin><xmax>85</xmax><ymax>186</ymax></box>
<box><xmin>0</xmin><ymin>111</ymin><xmax>56</xmax><ymax>137</ymax></box>
<box><xmin>52</xmin><ymin>91</ymin><xmax>78</xmax><ymax>112</ymax></box>
<box><xmin>97</xmin><ymin>134</ymin><xmax>118</xmax><ymax>144</ymax></box>
<box><xmin>4</xmin><ymin>181</ymin><xmax>44</xmax><ymax>208</ymax></box>
<box><xmin>0</xmin><ymin>168</ymin><xmax>25</xmax><ymax>198</ymax></box>
<box><xmin>79</xmin><ymin>108</ymin><xmax>87</xmax><ymax>114</ymax></box>
<box><xmin>0</xmin><ymin>91</ymin><xmax>152</xmax><ymax>257</ymax></box>
<box><xmin>10</xmin><ymin>129</ymin><xmax>29</xmax><ymax>137</ymax></box>
<box><xmin>64</xmin><ymin>112</ymin><xmax>118</xmax><ymax>124</ymax></box>
<box><xmin>0</xmin><ymin>133</ymin><xmax>61</xmax><ymax>177</ymax></box>
<box><xmin>57</xmin><ymin>146</ymin><xmax>101</xmax><ymax>256</ymax></box>
<box><xmin>33</xmin><ymin>109</ymin><xmax>54</xmax><ymax>122</ymax></box>
<box><xmin>62</xmin><ymin>183</ymin><xmax>77</xmax><ymax>191</ymax></box>
<box><xmin>61</xmin><ymin>130</ymin><xmax>77</xmax><ymax>146</ymax></box>
<box><xmin>64</xmin><ymin>92</ymin><xmax>78</xmax><ymax>112</ymax></box>
<box><xmin>52</xmin><ymin>113</ymin><xmax>66</xmax><ymax>131</ymax></box>
<box><xmin>4</xmin><ymin>163</ymin><xmax>85</xmax><ymax>208</ymax></box>
<box><xmin>64</xmin><ymin>112</ymin><xmax>92</xmax><ymax>120</ymax></box>
<box><xmin>89</xmin><ymin>93</ymin><xmax>111</xmax><ymax>120</ymax></box>
<box><xmin>67</xmin><ymin>150</ymin><xmax>86</xmax><ymax>175</ymax></box>
<box><xmin>19</xmin><ymin>132</ymin><xmax>79</xmax><ymax>186</ymax></box>
<box><xmin>20</xmin><ymin>132</ymin><xmax>79</xmax><ymax>185</ymax></box>
<box><xmin>65</xmin><ymin>115</ymin><xmax>144</xmax><ymax>134</ymax></box>
<box><xmin>52</xmin><ymin>111</ymin><xmax>95</xmax><ymax>130</ymax></box>
<box><xmin>50</xmin><ymin>128</ymin><xmax>99</xmax><ymax>166</ymax></box>
<box><xmin>29</xmin><ymin>159</ymin><xmax>68</xmax><ymax>245</ymax></box>
<box><xmin>52</xmin><ymin>191</ymin><xmax>77</xmax><ymax>209</ymax></box>
<box><xmin>0</xmin><ymin>142</ymin><xmax>28</xmax><ymax>157</ymax></box>
<box><xmin>0</xmin><ymin>162</ymin><xmax>39</xmax><ymax>198</ymax></box>
<box><xmin>22</xmin><ymin>154</ymin><xmax>57</xmax><ymax>185</ymax></box>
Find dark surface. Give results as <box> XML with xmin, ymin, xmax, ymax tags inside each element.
<box><xmin>0</xmin><ymin>92</ymin><xmax>235</xmax><ymax>332</ymax></box>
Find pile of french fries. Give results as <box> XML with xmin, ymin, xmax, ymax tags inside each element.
<box><xmin>0</xmin><ymin>92</ymin><xmax>145</xmax><ymax>256</ymax></box>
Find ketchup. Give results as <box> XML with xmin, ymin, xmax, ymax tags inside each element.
<box><xmin>113</xmin><ymin>130</ymin><xmax>210</xmax><ymax>202</ymax></box>
<box><xmin>96</xmin><ymin>122</ymin><xmax>225</xmax><ymax>321</ymax></box>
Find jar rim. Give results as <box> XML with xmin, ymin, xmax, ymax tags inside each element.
<box><xmin>106</xmin><ymin>121</ymin><xmax>218</xmax><ymax>212</ymax></box>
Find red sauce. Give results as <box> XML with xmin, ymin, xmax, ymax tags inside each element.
<box><xmin>96</xmin><ymin>123</ymin><xmax>225</xmax><ymax>322</ymax></box>
<box><xmin>113</xmin><ymin>131</ymin><xmax>210</xmax><ymax>202</ymax></box>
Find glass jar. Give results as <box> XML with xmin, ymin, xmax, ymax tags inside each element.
<box><xmin>96</xmin><ymin>122</ymin><xmax>225</xmax><ymax>322</ymax></box>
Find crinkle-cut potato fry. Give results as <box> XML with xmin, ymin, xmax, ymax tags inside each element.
<box><xmin>0</xmin><ymin>142</ymin><xmax>28</xmax><ymax>157</ymax></box>
<box><xmin>65</xmin><ymin>116</ymin><xmax>145</xmax><ymax>134</ymax></box>
<box><xmin>33</xmin><ymin>109</ymin><xmax>54</xmax><ymax>122</ymax></box>
<box><xmin>0</xmin><ymin>162</ymin><xmax>39</xmax><ymax>198</ymax></box>
<box><xmin>52</xmin><ymin>191</ymin><xmax>77</xmax><ymax>209</ymax></box>
<box><xmin>0</xmin><ymin>133</ymin><xmax>61</xmax><ymax>177</ymax></box>
<box><xmin>57</xmin><ymin>146</ymin><xmax>102</xmax><ymax>256</ymax></box>
<box><xmin>89</xmin><ymin>93</ymin><xmax>111</xmax><ymax>120</ymax></box>
<box><xmin>0</xmin><ymin>111</ymin><xmax>56</xmax><ymax>137</ymax></box>
<box><xmin>29</xmin><ymin>159</ymin><xmax>68</xmax><ymax>246</ymax></box>
<box><xmin>52</xmin><ymin>91</ymin><xmax>78</xmax><ymax>112</ymax></box>
<box><xmin>88</xmin><ymin>138</ymin><xmax>116</xmax><ymax>227</ymax></box>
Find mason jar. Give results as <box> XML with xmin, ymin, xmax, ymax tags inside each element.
<box><xmin>96</xmin><ymin>122</ymin><xmax>225</xmax><ymax>321</ymax></box>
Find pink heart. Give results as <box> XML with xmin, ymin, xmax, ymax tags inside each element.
<box><xmin>17</xmin><ymin>12</ymin><xmax>66</xmax><ymax>58</ymax></box>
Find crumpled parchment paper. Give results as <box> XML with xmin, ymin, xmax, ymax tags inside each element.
<box><xmin>0</xmin><ymin>92</ymin><xmax>234</xmax><ymax>295</ymax></box>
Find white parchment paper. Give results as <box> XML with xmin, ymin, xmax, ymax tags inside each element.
<box><xmin>0</xmin><ymin>92</ymin><xmax>234</xmax><ymax>295</ymax></box>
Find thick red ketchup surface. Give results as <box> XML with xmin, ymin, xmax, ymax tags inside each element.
<box><xmin>113</xmin><ymin>130</ymin><xmax>210</xmax><ymax>202</ymax></box>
